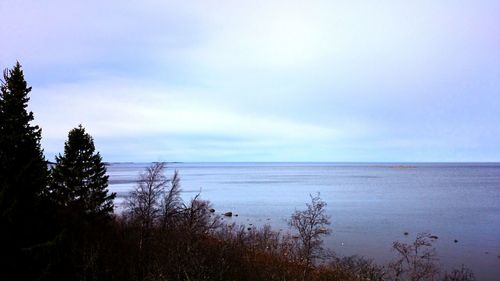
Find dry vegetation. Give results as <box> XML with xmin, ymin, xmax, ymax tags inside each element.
<box><xmin>82</xmin><ymin>162</ymin><xmax>475</xmax><ymax>281</ymax></box>
<box><xmin>1</xmin><ymin>63</ymin><xmax>479</xmax><ymax>281</ymax></box>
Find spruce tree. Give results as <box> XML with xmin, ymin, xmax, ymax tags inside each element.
<box><xmin>46</xmin><ymin>126</ymin><xmax>115</xmax><ymax>280</ymax></box>
<box><xmin>0</xmin><ymin>62</ymin><xmax>50</xmax><ymax>277</ymax></box>
<box><xmin>50</xmin><ymin>125</ymin><xmax>115</xmax><ymax>221</ymax></box>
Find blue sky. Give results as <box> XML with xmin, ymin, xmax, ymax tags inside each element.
<box><xmin>1</xmin><ymin>0</ymin><xmax>499</xmax><ymax>162</ymax></box>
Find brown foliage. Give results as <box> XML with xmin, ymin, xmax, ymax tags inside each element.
<box><xmin>81</xmin><ymin>165</ymin><xmax>476</xmax><ymax>281</ymax></box>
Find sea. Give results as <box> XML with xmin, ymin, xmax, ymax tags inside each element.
<box><xmin>107</xmin><ymin>162</ymin><xmax>500</xmax><ymax>281</ymax></box>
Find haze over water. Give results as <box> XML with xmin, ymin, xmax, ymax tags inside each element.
<box><xmin>108</xmin><ymin>162</ymin><xmax>500</xmax><ymax>281</ymax></box>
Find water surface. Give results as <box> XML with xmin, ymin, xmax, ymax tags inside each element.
<box><xmin>108</xmin><ymin>162</ymin><xmax>500</xmax><ymax>280</ymax></box>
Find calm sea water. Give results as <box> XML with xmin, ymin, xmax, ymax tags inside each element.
<box><xmin>107</xmin><ymin>162</ymin><xmax>500</xmax><ymax>280</ymax></box>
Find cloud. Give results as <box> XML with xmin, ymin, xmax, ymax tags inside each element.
<box><xmin>29</xmin><ymin>77</ymin><xmax>373</xmax><ymax>161</ymax></box>
<box><xmin>2</xmin><ymin>0</ymin><xmax>499</xmax><ymax>161</ymax></box>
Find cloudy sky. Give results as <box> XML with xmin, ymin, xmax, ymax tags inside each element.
<box><xmin>1</xmin><ymin>0</ymin><xmax>499</xmax><ymax>162</ymax></box>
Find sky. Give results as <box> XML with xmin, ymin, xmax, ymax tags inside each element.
<box><xmin>1</xmin><ymin>0</ymin><xmax>499</xmax><ymax>162</ymax></box>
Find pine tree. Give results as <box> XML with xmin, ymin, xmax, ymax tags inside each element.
<box><xmin>50</xmin><ymin>125</ymin><xmax>115</xmax><ymax>221</ymax></box>
<box><xmin>0</xmin><ymin>62</ymin><xmax>50</xmax><ymax>278</ymax></box>
<box><xmin>46</xmin><ymin>126</ymin><xmax>115</xmax><ymax>280</ymax></box>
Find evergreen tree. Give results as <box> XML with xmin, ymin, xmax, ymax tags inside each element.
<box><xmin>50</xmin><ymin>125</ymin><xmax>115</xmax><ymax>221</ymax></box>
<box><xmin>46</xmin><ymin>126</ymin><xmax>115</xmax><ymax>280</ymax></box>
<box><xmin>0</xmin><ymin>62</ymin><xmax>50</xmax><ymax>278</ymax></box>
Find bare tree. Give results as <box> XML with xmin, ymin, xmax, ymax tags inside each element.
<box><xmin>289</xmin><ymin>193</ymin><xmax>331</xmax><ymax>281</ymax></box>
<box><xmin>330</xmin><ymin>255</ymin><xmax>386</xmax><ymax>281</ymax></box>
<box><xmin>126</xmin><ymin>162</ymin><xmax>168</xmax><ymax>233</ymax></box>
<box><xmin>443</xmin><ymin>265</ymin><xmax>476</xmax><ymax>281</ymax></box>
<box><xmin>179</xmin><ymin>193</ymin><xmax>221</xmax><ymax>236</ymax></box>
<box><xmin>389</xmin><ymin>232</ymin><xmax>440</xmax><ymax>281</ymax></box>
<box><xmin>125</xmin><ymin>162</ymin><xmax>170</xmax><ymax>280</ymax></box>
<box><xmin>161</xmin><ymin>169</ymin><xmax>182</xmax><ymax>228</ymax></box>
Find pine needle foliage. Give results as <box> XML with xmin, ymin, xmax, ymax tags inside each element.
<box><xmin>50</xmin><ymin>125</ymin><xmax>115</xmax><ymax>220</ymax></box>
<box><xmin>0</xmin><ymin>62</ymin><xmax>50</xmax><ymax>279</ymax></box>
<box><xmin>0</xmin><ymin>62</ymin><xmax>48</xmax><ymax>226</ymax></box>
